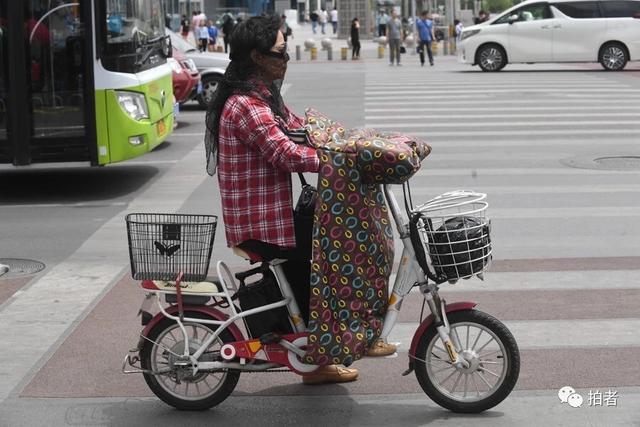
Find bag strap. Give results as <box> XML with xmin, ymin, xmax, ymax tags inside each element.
<box><xmin>297</xmin><ymin>172</ymin><xmax>308</xmax><ymax>186</ymax></box>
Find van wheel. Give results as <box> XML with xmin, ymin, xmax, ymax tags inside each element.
<box><xmin>599</xmin><ymin>43</ymin><xmax>628</xmax><ymax>71</ymax></box>
<box><xmin>477</xmin><ymin>44</ymin><xmax>506</xmax><ymax>72</ymax></box>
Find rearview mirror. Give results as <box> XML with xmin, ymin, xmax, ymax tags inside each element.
<box><xmin>508</xmin><ymin>14</ymin><xmax>519</xmax><ymax>24</ymax></box>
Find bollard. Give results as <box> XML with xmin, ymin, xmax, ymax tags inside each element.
<box><xmin>310</xmin><ymin>47</ymin><xmax>318</xmax><ymax>60</ymax></box>
<box><xmin>341</xmin><ymin>47</ymin><xmax>348</xmax><ymax>60</ymax></box>
<box><xmin>433</xmin><ymin>42</ymin><xmax>439</xmax><ymax>56</ymax></box>
<box><xmin>377</xmin><ymin>45</ymin><xmax>384</xmax><ymax>59</ymax></box>
<box><xmin>296</xmin><ymin>45</ymin><xmax>301</xmax><ymax>61</ymax></box>
<box><xmin>443</xmin><ymin>40</ymin><xmax>448</xmax><ymax>55</ymax></box>
<box><xmin>327</xmin><ymin>48</ymin><xmax>333</xmax><ymax>60</ymax></box>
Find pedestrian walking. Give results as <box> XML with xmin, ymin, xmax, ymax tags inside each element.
<box><xmin>386</xmin><ymin>10</ymin><xmax>403</xmax><ymax>66</ymax></box>
<box><xmin>207</xmin><ymin>19</ymin><xmax>218</xmax><ymax>51</ymax></box>
<box><xmin>319</xmin><ymin>9</ymin><xmax>328</xmax><ymax>35</ymax></box>
<box><xmin>350</xmin><ymin>17</ymin><xmax>360</xmax><ymax>59</ymax></box>
<box><xmin>180</xmin><ymin>14</ymin><xmax>190</xmax><ymax>39</ymax></box>
<box><xmin>377</xmin><ymin>10</ymin><xmax>388</xmax><ymax>36</ymax></box>
<box><xmin>281</xmin><ymin>14</ymin><xmax>292</xmax><ymax>41</ymax></box>
<box><xmin>310</xmin><ymin>10</ymin><xmax>319</xmax><ymax>34</ymax></box>
<box><xmin>330</xmin><ymin>7</ymin><xmax>338</xmax><ymax>34</ymax></box>
<box><xmin>416</xmin><ymin>11</ymin><xmax>435</xmax><ymax>66</ymax></box>
<box><xmin>222</xmin><ymin>15</ymin><xmax>234</xmax><ymax>53</ymax></box>
<box><xmin>455</xmin><ymin>19</ymin><xmax>463</xmax><ymax>43</ymax></box>
<box><xmin>198</xmin><ymin>20</ymin><xmax>209</xmax><ymax>52</ymax></box>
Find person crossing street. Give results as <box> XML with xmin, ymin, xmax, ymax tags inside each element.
<box><xmin>416</xmin><ymin>11</ymin><xmax>435</xmax><ymax>67</ymax></box>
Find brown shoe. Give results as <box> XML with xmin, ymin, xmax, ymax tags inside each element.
<box><xmin>366</xmin><ymin>339</ymin><xmax>397</xmax><ymax>357</ymax></box>
<box><xmin>302</xmin><ymin>364</ymin><xmax>359</xmax><ymax>385</ymax></box>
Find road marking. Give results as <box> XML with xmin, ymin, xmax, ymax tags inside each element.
<box><xmin>0</xmin><ymin>202</ymin><xmax>128</xmax><ymax>208</ymax></box>
<box><xmin>413</xmin><ymin>167</ymin><xmax>640</xmax><ymax>176</ymax></box>
<box><xmin>364</xmin><ymin>99</ymin><xmax>640</xmax><ymax>106</ymax></box>
<box><xmin>171</xmin><ymin>132</ymin><xmax>205</xmax><ymax>137</ymax></box>
<box><xmin>0</xmin><ymin>144</ymin><xmax>210</xmax><ymax>403</ymax></box>
<box><xmin>366</xmin><ymin>120</ymin><xmax>640</xmax><ymax>128</ymax></box>
<box><xmin>365</xmin><ymin>112</ymin><xmax>640</xmax><ymax>120</ymax></box>
<box><xmin>406</xmin><ymin>184</ymin><xmax>640</xmax><ymax>195</ymax></box>
<box><xmin>389</xmin><ymin>318</ymin><xmax>640</xmax><ymax>350</ymax></box>
<box><xmin>406</xmin><ymin>129</ymin><xmax>640</xmax><ymax>137</ymax></box>
<box><xmin>365</xmin><ymin>105</ymin><xmax>640</xmax><ymax>112</ymax></box>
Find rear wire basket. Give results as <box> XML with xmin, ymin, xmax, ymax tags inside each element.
<box><xmin>414</xmin><ymin>191</ymin><xmax>492</xmax><ymax>281</ymax></box>
<box><xmin>125</xmin><ymin>213</ymin><xmax>217</xmax><ymax>282</ymax></box>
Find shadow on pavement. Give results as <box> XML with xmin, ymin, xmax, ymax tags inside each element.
<box><xmin>63</xmin><ymin>396</ymin><xmax>506</xmax><ymax>427</ymax></box>
<box><xmin>0</xmin><ymin>166</ymin><xmax>159</xmax><ymax>204</ymax></box>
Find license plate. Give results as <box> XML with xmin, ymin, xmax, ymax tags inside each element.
<box><xmin>157</xmin><ymin>119</ymin><xmax>166</xmax><ymax>136</ymax></box>
<box><xmin>196</xmin><ymin>81</ymin><xmax>203</xmax><ymax>94</ymax></box>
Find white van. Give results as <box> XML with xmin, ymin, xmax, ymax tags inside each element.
<box><xmin>458</xmin><ymin>0</ymin><xmax>640</xmax><ymax>71</ymax></box>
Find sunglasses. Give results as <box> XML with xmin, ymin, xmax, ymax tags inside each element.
<box><xmin>262</xmin><ymin>43</ymin><xmax>289</xmax><ymax>60</ymax></box>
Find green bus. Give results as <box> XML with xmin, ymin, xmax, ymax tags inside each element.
<box><xmin>0</xmin><ymin>0</ymin><xmax>174</xmax><ymax>167</ymax></box>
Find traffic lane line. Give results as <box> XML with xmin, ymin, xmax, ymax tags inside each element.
<box><xmin>20</xmin><ymin>273</ymin><xmax>640</xmax><ymax>398</ymax></box>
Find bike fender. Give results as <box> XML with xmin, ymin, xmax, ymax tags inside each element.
<box><xmin>408</xmin><ymin>301</ymin><xmax>477</xmax><ymax>358</ymax></box>
<box><xmin>141</xmin><ymin>305</ymin><xmax>245</xmax><ymax>344</ymax></box>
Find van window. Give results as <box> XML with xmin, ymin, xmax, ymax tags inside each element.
<box><xmin>494</xmin><ymin>3</ymin><xmax>552</xmax><ymax>24</ymax></box>
<box><xmin>600</xmin><ymin>0</ymin><xmax>640</xmax><ymax>17</ymax></box>
<box><xmin>553</xmin><ymin>1</ymin><xmax>601</xmax><ymax>18</ymax></box>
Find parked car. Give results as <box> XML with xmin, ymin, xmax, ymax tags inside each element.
<box><xmin>458</xmin><ymin>0</ymin><xmax>640</xmax><ymax>71</ymax></box>
<box><xmin>167</xmin><ymin>28</ymin><xmax>229</xmax><ymax>108</ymax></box>
<box><xmin>169</xmin><ymin>47</ymin><xmax>201</xmax><ymax>104</ymax></box>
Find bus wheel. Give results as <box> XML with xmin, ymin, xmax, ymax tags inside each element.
<box><xmin>197</xmin><ymin>75</ymin><xmax>222</xmax><ymax>109</ymax></box>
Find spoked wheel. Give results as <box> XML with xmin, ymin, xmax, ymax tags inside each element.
<box><xmin>599</xmin><ymin>43</ymin><xmax>628</xmax><ymax>71</ymax></box>
<box><xmin>140</xmin><ymin>312</ymin><xmax>240</xmax><ymax>410</ymax></box>
<box><xmin>477</xmin><ymin>44</ymin><xmax>506</xmax><ymax>72</ymax></box>
<box><xmin>414</xmin><ymin>310</ymin><xmax>520</xmax><ymax>413</ymax></box>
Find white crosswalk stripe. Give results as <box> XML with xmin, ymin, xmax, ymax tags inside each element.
<box><xmin>365</xmin><ymin>64</ymin><xmax>640</xmax><ymax>393</ymax></box>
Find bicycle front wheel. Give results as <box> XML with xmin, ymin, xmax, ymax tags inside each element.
<box><xmin>413</xmin><ymin>309</ymin><xmax>520</xmax><ymax>413</ymax></box>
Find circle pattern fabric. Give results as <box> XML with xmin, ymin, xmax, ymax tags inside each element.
<box><xmin>302</xmin><ymin>109</ymin><xmax>431</xmax><ymax>366</ymax></box>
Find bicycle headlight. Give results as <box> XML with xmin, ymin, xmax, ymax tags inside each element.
<box><xmin>460</xmin><ymin>29</ymin><xmax>481</xmax><ymax>41</ymax></box>
<box><xmin>116</xmin><ymin>91</ymin><xmax>149</xmax><ymax>121</ymax></box>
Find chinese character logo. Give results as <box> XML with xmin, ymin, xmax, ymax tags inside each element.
<box><xmin>559</xmin><ymin>386</ymin><xmax>619</xmax><ymax>408</ymax></box>
<box><xmin>558</xmin><ymin>386</ymin><xmax>583</xmax><ymax>408</ymax></box>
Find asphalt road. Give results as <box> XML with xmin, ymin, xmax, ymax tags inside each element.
<box><xmin>1</xmin><ymin>55</ymin><xmax>640</xmax><ymax>426</ymax></box>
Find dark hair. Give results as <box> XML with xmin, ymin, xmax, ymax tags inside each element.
<box><xmin>204</xmin><ymin>15</ymin><xmax>285</xmax><ymax>175</ymax></box>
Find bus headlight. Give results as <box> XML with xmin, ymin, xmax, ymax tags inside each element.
<box><xmin>460</xmin><ymin>29</ymin><xmax>481</xmax><ymax>41</ymax></box>
<box><xmin>116</xmin><ymin>91</ymin><xmax>149</xmax><ymax>121</ymax></box>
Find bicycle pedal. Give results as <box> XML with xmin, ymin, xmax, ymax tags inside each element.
<box><xmin>259</xmin><ymin>332</ymin><xmax>282</xmax><ymax>345</ymax></box>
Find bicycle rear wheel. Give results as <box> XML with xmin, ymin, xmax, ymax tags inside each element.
<box><xmin>140</xmin><ymin>312</ymin><xmax>240</xmax><ymax>410</ymax></box>
<box><xmin>413</xmin><ymin>309</ymin><xmax>520</xmax><ymax>413</ymax></box>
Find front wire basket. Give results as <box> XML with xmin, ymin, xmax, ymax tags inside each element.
<box><xmin>125</xmin><ymin>213</ymin><xmax>217</xmax><ymax>282</ymax></box>
<box><xmin>414</xmin><ymin>191</ymin><xmax>492</xmax><ymax>281</ymax></box>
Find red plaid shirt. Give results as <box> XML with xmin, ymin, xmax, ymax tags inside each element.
<box><xmin>218</xmin><ymin>84</ymin><xmax>319</xmax><ymax>248</ymax></box>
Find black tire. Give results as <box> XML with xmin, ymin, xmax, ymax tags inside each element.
<box><xmin>476</xmin><ymin>44</ymin><xmax>507</xmax><ymax>72</ymax></box>
<box><xmin>414</xmin><ymin>309</ymin><xmax>520</xmax><ymax>413</ymax></box>
<box><xmin>196</xmin><ymin>74</ymin><xmax>222</xmax><ymax>109</ymax></box>
<box><xmin>599</xmin><ymin>42</ymin><xmax>628</xmax><ymax>71</ymax></box>
<box><xmin>140</xmin><ymin>311</ymin><xmax>240</xmax><ymax>410</ymax></box>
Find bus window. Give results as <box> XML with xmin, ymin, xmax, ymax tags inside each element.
<box><xmin>102</xmin><ymin>0</ymin><xmax>167</xmax><ymax>73</ymax></box>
